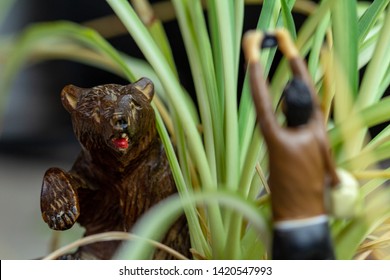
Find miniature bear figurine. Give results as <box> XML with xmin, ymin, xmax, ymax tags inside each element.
<box><xmin>40</xmin><ymin>78</ymin><xmax>190</xmax><ymax>259</ymax></box>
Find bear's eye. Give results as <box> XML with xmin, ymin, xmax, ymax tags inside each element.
<box><xmin>131</xmin><ymin>100</ymin><xmax>141</xmax><ymax>108</ymax></box>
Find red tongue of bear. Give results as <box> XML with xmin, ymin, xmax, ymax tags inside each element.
<box><xmin>112</xmin><ymin>137</ymin><xmax>129</xmax><ymax>149</ymax></box>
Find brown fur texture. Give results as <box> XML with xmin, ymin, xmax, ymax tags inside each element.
<box><xmin>40</xmin><ymin>78</ymin><xmax>190</xmax><ymax>259</ymax></box>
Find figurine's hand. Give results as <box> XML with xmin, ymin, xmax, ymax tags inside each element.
<box><xmin>274</xmin><ymin>29</ymin><xmax>299</xmax><ymax>59</ymax></box>
<box><xmin>40</xmin><ymin>168</ymin><xmax>80</xmax><ymax>230</ymax></box>
<box><xmin>243</xmin><ymin>30</ymin><xmax>264</xmax><ymax>63</ymax></box>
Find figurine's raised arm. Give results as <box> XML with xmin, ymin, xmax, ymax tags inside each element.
<box><xmin>243</xmin><ymin>31</ymin><xmax>280</xmax><ymax>142</ymax></box>
<box><xmin>275</xmin><ymin>29</ymin><xmax>340</xmax><ymax>188</ymax></box>
<box><xmin>275</xmin><ymin>29</ymin><xmax>322</xmax><ymax>120</ymax></box>
<box><xmin>244</xmin><ymin>29</ymin><xmax>340</xmax><ymax>260</ymax></box>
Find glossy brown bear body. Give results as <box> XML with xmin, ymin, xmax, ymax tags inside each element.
<box><xmin>40</xmin><ymin>78</ymin><xmax>190</xmax><ymax>259</ymax></box>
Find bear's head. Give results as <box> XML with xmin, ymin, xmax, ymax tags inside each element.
<box><xmin>61</xmin><ymin>78</ymin><xmax>157</xmax><ymax>166</ymax></box>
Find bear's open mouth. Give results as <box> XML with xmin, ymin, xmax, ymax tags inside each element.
<box><xmin>111</xmin><ymin>133</ymin><xmax>129</xmax><ymax>150</ymax></box>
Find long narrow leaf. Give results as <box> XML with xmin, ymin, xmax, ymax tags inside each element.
<box><xmin>115</xmin><ymin>191</ymin><xmax>269</xmax><ymax>260</ymax></box>
<box><xmin>351</xmin><ymin>6</ymin><xmax>390</xmax><ymax>152</ymax></box>
<box><xmin>212</xmin><ymin>0</ymin><xmax>240</xmax><ymax>190</ymax></box>
<box><xmin>234</xmin><ymin>0</ymin><xmax>291</xmax><ymax>260</ymax></box>
<box><xmin>238</xmin><ymin>0</ymin><xmax>280</xmax><ymax>168</ymax></box>
<box><xmin>357</xmin><ymin>5</ymin><xmax>390</xmax><ymax>107</ymax></box>
<box><xmin>308</xmin><ymin>12</ymin><xmax>330</xmax><ymax>79</ymax></box>
<box><xmin>360</xmin><ymin>168</ymin><xmax>390</xmax><ymax>197</ymax></box>
<box><xmin>331</xmin><ymin>0</ymin><xmax>358</xmax><ymax>99</ymax></box>
<box><xmin>270</xmin><ymin>0</ymin><xmax>338</xmax><ymax>99</ymax></box>
<box><xmin>340</xmin><ymin>141</ymin><xmax>390</xmax><ymax>171</ymax></box>
<box><xmin>207</xmin><ymin>0</ymin><xmax>224</xmax><ymax>117</ymax></box>
<box><xmin>0</xmin><ymin>22</ymin><xmax>136</xmax><ymax>131</ymax></box>
<box><xmin>154</xmin><ymin>107</ymin><xmax>210</xmax><ymax>257</ymax></box>
<box><xmin>358</xmin><ymin>0</ymin><xmax>390</xmax><ymax>44</ymax></box>
<box><xmin>334</xmin><ymin>189</ymin><xmax>390</xmax><ymax>259</ymax></box>
<box><xmin>175</xmin><ymin>0</ymin><xmax>228</xmax><ymax>184</ymax></box>
<box><xmin>107</xmin><ymin>0</ymin><xmax>214</xmax><ymax>188</ymax></box>
<box><xmin>329</xmin><ymin>97</ymin><xmax>390</xmax><ymax>148</ymax></box>
<box><xmin>107</xmin><ymin>0</ymin><xmax>227</xmax><ymax>259</ymax></box>
<box><xmin>207</xmin><ymin>0</ymin><xmax>242</xmax><ymax>258</ymax></box>
<box><xmin>131</xmin><ymin>0</ymin><xmax>179</xmax><ymax>77</ymax></box>
<box><xmin>280</xmin><ymin>0</ymin><xmax>297</xmax><ymax>39</ymax></box>
<box><xmin>234</xmin><ymin>0</ymin><xmax>245</xmax><ymax>75</ymax></box>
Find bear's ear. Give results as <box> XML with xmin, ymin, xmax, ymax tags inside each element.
<box><xmin>61</xmin><ymin>85</ymin><xmax>83</xmax><ymax>112</ymax></box>
<box><xmin>132</xmin><ymin>77</ymin><xmax>154</xmax><ymax>102</ymax></box>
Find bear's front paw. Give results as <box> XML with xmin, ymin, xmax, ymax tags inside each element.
<box><xmin>40</xmin><ymin>168</ymin><xmax>80</xmax><ymax>230</ymax></box>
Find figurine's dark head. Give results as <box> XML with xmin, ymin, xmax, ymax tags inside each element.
<box><xmin>61</xmin><ymin>78</ymin><xmax>156</xmax><ymax>163</ymax></box>
<box><xmin>281</xmin><ymin>78</ymin><xmax>313</xmax><ymax>127</ymax></box>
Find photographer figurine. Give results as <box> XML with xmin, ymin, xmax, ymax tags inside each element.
<box><xmin>243</xmin><ymin>29</ymin><xmax>339</xmax><ymax>260</ymax></box>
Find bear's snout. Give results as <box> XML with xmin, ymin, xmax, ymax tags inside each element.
<box><xmin>111</xmin><ymin>116</ymin><xmax>129</xmax><ymax>132</ymax></box>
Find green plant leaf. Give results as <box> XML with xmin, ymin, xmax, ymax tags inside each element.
<box><xmin>329</xmin><ymin>96</ymin><xmax>390</xmax><ymax>148</ymax></box>
<box><xmin>379</xmin><ymin>64</ymin><xmax>390</xmax><ymax>94</ymax></box>
<box><xmin>107</xmin><ymin>0</ymin><xmax>214</xmax><ymax>188</ymax></box>
<box><xmin>331</xmin><ymin>0</ymin><xmax>358</xmax><ymax>99</ymax></box>
<box><xmin>270</xmin><ymin>0</ymin><xmax>338</xmax><ymax>98</ymax></box>
<box><xmin>115</xmin><ymin>191</ymin><xmax>269</xmax><ymax>260</ymax></box>
<box><xmin>207</xmin><ymin>0</ymin><xmax>224</xmax><ymax>119</ymax></box>
<box><xmin>131</xmin><ymin>0</ymin><xmax>179</xmax><ymax>77</ymax></box>
<box><xmin>107</xmin><ymin>0</ymin><xmax>226</xmax><ymax>259</ymax></box>
<box><xmin>334</xmin><ymin>189</ymin><xmax>390</xmax><ymax>259</ymax></box>
<box><xmin>358</xmin><ymin>23</ymin><xmax>382</xmax><ymax>68</ymax></box>
<box><xmin>351</xmin><ymin>6</ymin><xmax>390</xmax><ymax>153</ymax></box>
<box><xmin>210</xmin><ymin>0</ymin><xmax>240</xmax><ymax>191</ymax></box>
<box><xmin>207</xmin><ymin>0</ymin><xmax>244</xmax><ymax>258</ymax></box>
<box><xmin>308</xmin><ymin>12</ymin><xmax>330</xmax><ymax>79</ymax></box>
<box><xmin>360</xmin><ymin>167</ymin><xmax>390</xmax><ymax>197</ymax></box>
<box><xmin>340</xmin><ymin>141</ymin><xmax>390</xmax><ymax>171</ymax></box>
<box><xmin>234</xmin><ymin>0</ymin><xmax>286</xmax><ymax>259</ymax></box>
<box><xmin>154</xmin><ymin>107</ymin><xmax>210</xmax><ymax>258</ymax></box>
<box><xmin>363</xmin><ymin>124</ymin><xmax>390</xmax><ymax>153</ymax></box>
<box><xmin>358</xmin><ymin>6</ymin><xmax>390</xmax><ymax>100</ymax></box>
<box><xmin>172</xmin><ymin>0</ymin><xmax>221</xmax><ymax>182</ymax></box>
<box><xmin>0</xmin><ymin>21</ymin><xmax>136</xmax><ymax>131</ymax></box>
<box><xmin>280</xmin><ymin>0</ymin><xmax>297</xmax><ymax>39</ymax></box>
<box><xmin>358</xmin><ymin>0</ymin><xmax>390</xmax><ymax>45</ymax></box>
<box><xmin>234</xmin><ymin>0</ymin><xmax>245</xmax><ymax>74</ymax></box>
<box><xmin>238</xmin><ymin>0</ymin><xmax>280</xmax><ymax>168</ymax></box>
